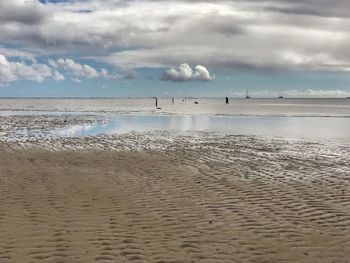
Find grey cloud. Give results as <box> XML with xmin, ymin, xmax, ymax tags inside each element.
<box><xmin>122</xmin><ymin>69</ymin><xmax>138</xmax><ymax>79</ymax></box>
<box><xmin>147</xmin><ymin>0</ymin><xmax>350</xmax><ymax>18</ymax></box>
<box><xmin>0</xmin><ymin>1</ymin><xmax>48</xmax><ymax>25</ymax></box>
<box><xmin>99</xmin><ymin>44</ymin><xmax>350</xmax><ymax>73</ymax></box>
<box><xmin>260</xmin><ymin>0</ymin><xmax>350</xmax><ymax>18</ymax></box>
<box><xmin>1</xmin><ymin>0</ymin><xmax>350</xmax><ymax>73</ymax></box>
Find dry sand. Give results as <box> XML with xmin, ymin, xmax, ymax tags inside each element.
<box><xmin>0</xmin><ymin>135</ymin><xmax>349</xmax><ymax>262</ymax></box>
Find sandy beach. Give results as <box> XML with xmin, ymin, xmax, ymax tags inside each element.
<box><xmin>0</xmin><ymin>132</ymin><xmax>349</xmax><ymax>262</ymax></box>
<box><xmin>2</xmin><ymin>0</ymin><xmax>350</xmax><ymax>261</ymax></box>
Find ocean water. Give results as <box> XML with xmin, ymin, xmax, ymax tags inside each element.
<box><xmin>1</xmin><ymin>98</ymin><xmax>350</xmax><ymax>142</ymax></box>
<box><xmin>0</xmin><ymin>98</ymin><xmax>350</xmax><ymax>117</ymax></box>
<box><xmin>56</xmin><ymin>114</ymin><xmax>350</xmax><ymax>142</ymax></box>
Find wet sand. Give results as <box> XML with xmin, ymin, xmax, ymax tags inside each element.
<box><xmin>0</xmin><ymin>135</ymin><xmax>349</xmax><ymax>262</ymax></box>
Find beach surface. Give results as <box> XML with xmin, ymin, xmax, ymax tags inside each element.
<box><xmin>0</xmin><ymin>131</ymin><xmax>349</xmax><ymax>262</ymax></box>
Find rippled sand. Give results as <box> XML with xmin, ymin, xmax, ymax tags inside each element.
<box><xmin>0</xmin><ymin>133</ymin><xmax>349</xmax><ymax>262</ymax></box>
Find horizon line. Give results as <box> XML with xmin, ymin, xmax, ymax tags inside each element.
<box><xmin>0</xmin><ymin>96</ymin><xmax>349</xmax><ymax>100</ymax></box>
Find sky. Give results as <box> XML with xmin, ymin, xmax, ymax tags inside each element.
<box><xmin>1</xmin><ymin>0</ymin><xmax>350</xmax><ymax>98</ymax></box>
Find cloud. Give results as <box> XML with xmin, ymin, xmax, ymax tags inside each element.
<box><xmin>0</xmin><ymin>54</ymin><xmax>119</xmax><ymax>83</ymax></box>
<box><xmin>49</xmin><ymin>58</ymin><xmax>118</xmax><ymax>80</ymax></box>
<box><xmin>55</xmin><ymin>58</ymin><xmax>99</xmax><ymax>78</ymax></box>
<box><xmin>282</xmin><ymin>89</ymin><xmax>350</xmax><ymax>98</ymax></box>
<box><xmin>0</xmin><ymin>0</ymin><xmax>48</xmax><ymax>25</ymax></box>
<box><xmin>261</xmin><ymin>0</ymin><xmax>350</xmax><ymax>18</ymax></box>
<box><xmin>121</xmin><ymin>69</ymin><xmax>138</xmax><ymax>79</ymax></box>
<box><xmin>1</xmin><ymin>0</ymin><xmax>350</xmax><ymax>73</ymax></box>
<box><xmin>0</xmin><ymin>46</ymin><xmax>37</xmax><ymax>62</ymax></box>
<box><xmin>193</xmin><ymin>65</ymin><xmax>215</xmax><ymax>81</ymax></box>
<box><xmin>52</xmin><ymin>70</ymin><xmax>66</xmax><ymax>81</ymax></box>
<box><xmin>161</xmin><ymin>63</ymin><xmax>215</xmax><ymax>82</ymax></box>
<box><xmin>0</xmin><ymin>54</ymin><xmax>56</xmax><ymax>83</ymax></box>
<box><xmin>229</xmin><ymin>89</ymin><xmax>350</xmax><ymax>98</ymax></box>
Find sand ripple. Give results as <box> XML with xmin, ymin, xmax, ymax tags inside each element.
<box><xmin>0</xmin><ymin>132</ymin><xmax>349</xmax><ymax>262</ymax></box>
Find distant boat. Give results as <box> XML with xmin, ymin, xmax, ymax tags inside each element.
<box><xmin>278</xmin><ymin>96</ymin><xmax>284</xmax><ymax>99</ymax></box>
<box><xmin>245</xmin><ymin>90</ymin><xmax>251</xmax><ymax>99</ymax></box>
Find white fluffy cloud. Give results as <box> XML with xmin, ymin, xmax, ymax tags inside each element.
<box><xmin>49</xmin><ymin>58</ymin><xmax>118</xmax><ymax>81</ymax></box>
<box><xmin>0</xmin><ymin>54</ymin><xmax>55</xmax><ymax>83</ymax></box>
<box><xmin>0</xmin><ymin>46</ymin><xmax>37</xmax><ymax>62</ymax></box>
<box><xmin>0</xmin><ymin>54</ymin><xmax>117</xmax><ymax>83</ymax></box>
<box><xmin>52</xmin><ymin>70</ymin><xmax>65</xmax><ymax>81</ymax></box>
<box><xmin>161</xmin><ymin>63</ymin><xmax>215</xmax><ymax>82</ymax></box>
<box><xmin>52</xmin><ymin>58</ymin><xmax>99</xmax><ymax>78</ymax></box>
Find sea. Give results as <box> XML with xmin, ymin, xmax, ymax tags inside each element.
<box><xmin>0</xmin><ymin>98</ymin><xmax>350</xmax><ymax>142</ymax></box>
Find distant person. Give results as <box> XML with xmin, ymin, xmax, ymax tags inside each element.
<box><xmin>172</xmin><ymin>97</ymin><xmax>174</xmax><ymax>104</ymax></box>
<box><xmin>155</xmin><ymin>97</ymin><xmax>158</xmax><ymax>108</ymax></box>
<box><xmin>225</xmin><ymin>97</ymin><xmax>229</xmax><ymax>104</ymax></box>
